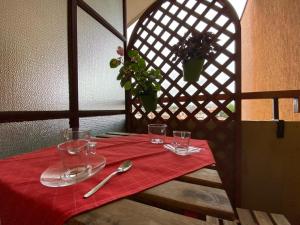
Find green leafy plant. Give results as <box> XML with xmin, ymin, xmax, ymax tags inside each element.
<box><xmin>109</xmin><ymin>47</ymin><xmax>162</xmax><ymax>97</ymax></box>
<box><xmin>172</xmin><ymin>31</ymin><xmax>218</xmax><ymax>63</ymax></box>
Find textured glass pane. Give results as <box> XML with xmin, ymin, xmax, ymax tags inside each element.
<box><xmin>0</xmin><ymin>0</ymin><xmax>69</xmax><ymax>111</ymax></box>
<box><xmin>0</xmin><ymin>119</ymin><xmax>69</xmax><ymax>159</ymax></box>
<box><xmin>84</xmin><ymin>0</ymin><xmax>123</xmax><ymax>33</ymax></box>
<box><xmin>78</xmin><ymin>8</ymin><xmax>125</xmax><ymax>110</ymax></box>
<box><xmin>79</xmin><ymin>115</ymin><xmax>125</xmax><ymax>136</ymax></box>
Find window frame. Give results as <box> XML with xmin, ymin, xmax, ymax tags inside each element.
<box><xmin>0</xmin><ymin>0</ymin><xmax>127</xmax><ymax>127</ymax></box>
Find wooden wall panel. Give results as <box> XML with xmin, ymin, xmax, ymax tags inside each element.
<box><xmin>241</xmin><ymin>121</ymin><xmax>300</xmax><ymax>224</ymax></box>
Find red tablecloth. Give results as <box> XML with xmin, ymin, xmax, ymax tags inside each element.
<box><xmin>0</xmin><ymin>135</ymin><xmax>215</xmax><ymax>225</ymax></box>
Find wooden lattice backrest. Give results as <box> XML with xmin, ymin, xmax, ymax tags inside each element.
<box><xmin>127</xmin><ymin>0</ymin><xmax>241</xmax><ymax>201</ymax></box>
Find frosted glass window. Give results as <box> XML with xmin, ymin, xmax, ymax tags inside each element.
<box><xmin>79</xmin><ymin>115</ymin><xmax>125</xmax><ymax>136</ymax></box>
<box><xmin>78</xmin><ymin>8</ymin><xmax>125</xmax><ymax>110</ymax></box>
<box><xmin>0</xmin><ymin>119</ymin><xmax>69</xmax><ymax>159</ymax></box>
<box><xmin>0</xmin><ymin>0</ymin><xmax>69</xmax><ymax>111</ymax></box>
<box><xmin>84</xmin><ymin>0</ymin><xmax>123</xmax><ymax>33</ymax></box>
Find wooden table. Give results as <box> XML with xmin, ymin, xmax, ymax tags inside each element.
<box><xmin>65</xmin><ymin>133</ymin><xmax>236</xmax><ymax>225</ymax></box>
<box><xmin>66</xmin><ymin>132</ymin><xmax>291</xmax><ymax>225</ymax></box>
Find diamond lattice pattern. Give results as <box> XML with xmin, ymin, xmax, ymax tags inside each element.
<box><xmin>127</xmin><ymin>0</ymin><xmax>241</xmax><ymax>199</ymax></box>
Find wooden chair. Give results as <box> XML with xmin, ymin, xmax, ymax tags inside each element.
<box><xmin>237</xmin><ymin>208</ymin><xmax>291</xmax><ymax>225</ymax></box>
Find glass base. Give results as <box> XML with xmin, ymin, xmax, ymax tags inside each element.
<box><xmin>163</xmin><ymin>144</ymin><xmax>202</xmax><ymax>156</ymax></box>
<box><xmin>174</xmin><ymin>147</ymin><xmax>190</xmax><ymax>156</ymax></box>
<box><xmin>40</xmin><ymin>153</ymin><xmax>106</xmax><ymax>187</ymax></box>
<box><xmin>150</xmin><ymin>138</ymin><xmax>164</xmax><ymax>144</ymax></box>
<box><xmin>61</xmin><ymin>165</ymin><xmax>90</xmax><ymax>180</ymax></box>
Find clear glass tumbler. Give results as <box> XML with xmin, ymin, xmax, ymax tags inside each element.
<box><xmin>172</xmin><ymin>130</ymin><xmax>191</xmax><ymax>155</ymax></box>
<box><xmin>57</xmin><ymin>139</ymin><xmax>90</xmax><ymax>180</ymax></box>
<box><xmin>62</xmin><ymin>128</ymin><xmax>91</xmax><ymax>141</ymax></box>
<box><xmin>148</xmin><ymin>124</ymin><xmax>167</xmax><ymax>144</ymax></box>
<box><xmin>62</xmin><ymin>128</ymin><xmax>96</xmax><ymax>154</ymax></box>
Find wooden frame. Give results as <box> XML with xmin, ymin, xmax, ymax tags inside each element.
<box><xmin>127</xmin><ymin>0</ymin><xmax>241</xmax><ymax>203</ymax></box>
<box><xmin>241</xmin><ymin>90</ymin><xmax>300</xmax><ymax>119</ymax></box>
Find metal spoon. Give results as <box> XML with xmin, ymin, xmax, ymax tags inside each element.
<box><xmin>83</xmin><ymin>160</ymin><xmax>133</xmax><ymax>199</ymax></box>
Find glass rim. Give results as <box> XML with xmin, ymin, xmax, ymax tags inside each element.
<box><xmin>173</xmin><ymin>130</ymin><xmax>191</xmax><ymax>134</ymax></box>
<box><xmin>57</xmin><ymin>139</ymin><xmax>89</xmax><ymax>150</ymax></box>
<box><xmin>147</xmin><ymin>124</ymin><xmax>167</xmax><ymax>127</ymax></box>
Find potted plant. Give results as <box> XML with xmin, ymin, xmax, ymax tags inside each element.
<box><xmin>110</xmin><ymin>47</ymin><xmax>162</xmax><ymax>112</ymax></box>
<box><xmin>172</xmin><ymin>31</ymin><xmax>218</xmax><ymax>82</ymax></box>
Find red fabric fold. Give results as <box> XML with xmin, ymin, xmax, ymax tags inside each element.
<box><xmin>0</xmin><ymin>135</ymin><xmax>215</xmax><ymax>225</ymax></box>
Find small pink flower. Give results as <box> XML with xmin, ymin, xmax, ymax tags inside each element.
<box><xmin>116</xmin><ymin>46</ymin><xmax>124</xmax><ymax>56</ymax></box>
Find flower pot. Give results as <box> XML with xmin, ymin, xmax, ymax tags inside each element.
<box><xmin>140</xmin><ymin>91</ymin><xmax>158</xmax><ymax>112</ymax></box>
<box><xmin>183</xmin><ymin>58</ymin><xmax>205</xmax><ymax>82</ymax></box>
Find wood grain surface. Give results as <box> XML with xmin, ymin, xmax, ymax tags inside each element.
<box><xmin>64</xmin><ymin>133</ymin><xmax>291</xmax><ymax>225</ymax></box>
<box><xmin>178</xmin><ymin>168</ymin><xmax>222</xmax><ymax>188</ymax></box>
<box><xmin>133</xmin><ymin>180</ymin><xmax>234</xmax><ymax>220</ymax></box>
<box><xmin>237</xmin><ymin>208</ymin><xmax>291</xmax><ymax>225</ymax></box>
<box><xmin>66</xmin><ymin>199</ymin><xmax>207</xmax><ymax>225</ymax></box>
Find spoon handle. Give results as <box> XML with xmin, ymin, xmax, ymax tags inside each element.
<box><xmin>84</xmin><ymin>170</ymin><xmax>118</xmax><ymax>198</ymax></box>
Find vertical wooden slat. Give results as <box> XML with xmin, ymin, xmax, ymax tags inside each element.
<box><xmin>272</xmin><ymin>98</ymin><xmax>284</xmax><ymax>138</ymax></box>
<box><xmin>206</xmin><ymin>216</ymin><xmax>219</xmax><ymax>225</ymax></box>
<box><xmin>253</xmin><ymin>210</ymin><xmax>273</xmax><ymax>225</ymax></box>
<box><xmin>237</xmin><ymin>208</ymin><xmax>291</xmax><ymax>225</ymax></box>
<box><xmin>235</xmin><ymin>17</ymin><xmax>242</xmax><ymax>205</ymax></box>
<box><xmin>272</xmin><ymin>98</ymin><xmax>279</xmax><ymax>120</ymax></box>
<box><xmin>236</xmin><ymin>208</ymin><xmax>257</xmax><ymax>225</ymax></box>
<box><xmin>270</xmin><ymin>213</ymin><xmax>291</xmax><ymax>225</ymax></box>
<box><xmin>123</xmin><ymin>0</ymin><xmax>131</xmax><ymax>132</ymax></box>
<box><xmin>68</xmin><ymin>0</ymin><xmax>79</xmax><ymax>128</ymax></box>
<box><xmin>223</xmin><ymin>220</ymin><xmax>237</xmax><ymax>225</ymax></box>
<box><xmin>276</xmin><ymin>119</ymin><xmax>284</xmax><ymax>138</ymax></box>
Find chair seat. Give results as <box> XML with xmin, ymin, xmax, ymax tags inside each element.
<box><xmin>236</xmin><ymin>208</ymin><xmax>291</xmax><ymax>225</ymax></box>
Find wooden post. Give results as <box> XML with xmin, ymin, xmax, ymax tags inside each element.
<box><xmin>68</xmin><ymin>0</ymin><xmax>79</xmax><ymax>128</ymax></box>
<box><xmin>272</xmin><ymin>98</ymin><xmax>279</xmax><ymax>120</ymax></box>
<box><xmin>272</xmin><ymin>98</ymin><xmax>284</xmax><ymax>138</ymax></box>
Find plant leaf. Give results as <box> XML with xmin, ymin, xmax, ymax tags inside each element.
<box><xmin>137</xmin><ymin>58</ymin><xmax>146</xmax><ymax>69</ymax></box>
<box><xmin>120</xmin><ymin>78</ymin><xmax>127</xmax><ymax>87</ymax></box>
<box><xmin>131</xmin><ymin>88</ymin><xmax>137</xmax><ymax>96</ymax></box>
<box><xmin>110</xmin><ymin>58</ymin><xmax>121</xmax><ymax>68</ymax></box>
<box><xmin>124</xmin><ymin>81</ymin><xmax>132</xmax><ymax>90</ymax></box>
<box><xmin>128</xmin><ymin>50</ymin><xmax>138</xmax><ymax>58</ymax></box>
<box><xmin>117</xmin><ymin>72</ymin><xmax>123</xmax><ymax>80</ymax></box>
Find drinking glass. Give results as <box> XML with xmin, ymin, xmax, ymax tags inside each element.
<box><xmin>172</xmin><ymin>130</ymin><xmax>191</xmax><ymax>155</ymax></box>
<box><xmin>148</xmin><ymin>124</ymin><xmax>167</xmax><ymax>144</ymax></box>
<box><xmin>62</xmin><ymin>128</ymin><xmax>91</xmax><ymax>141</ymax></box>
<box><xmin>62</xmin><ymin>128</ymin><xmax>96</xmax><ymax>154</ymax></box>
<box><xmin>57</xmin><ymin>139</ymin><xmax>90</xmax><ymax>180</ymax></box>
